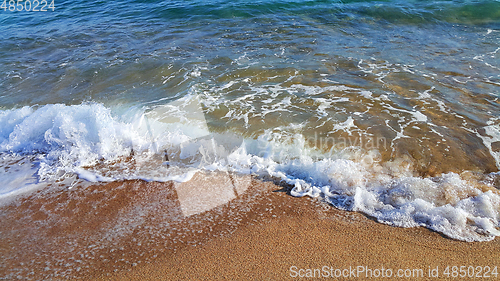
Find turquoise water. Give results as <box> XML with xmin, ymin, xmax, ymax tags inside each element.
<box><xmin>2</xmin><ymin>0</ymin><xmax>499</xmax><ymax>107</ymax></box>
<box><xmin>1</xmin><ymin>0</ymin><xmax>500</xmax><ymax>243</ymax></box>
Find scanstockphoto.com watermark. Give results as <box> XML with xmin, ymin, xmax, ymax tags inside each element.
<box><xmin>255</xmin><ymin>133</ymin><xmax>389</xmax><ymax>157</ymax></box>
<box><xmin>307</xmin><ymin>133</ymin><xmax>389</xmax><ymax>152</ymax></box>
<box><xmin>290</xmin><ymin>266</ymin><xmax>424</xmax><ymax>279</ymax></box>
<box><xmin>253</xmin><ymin>133</ymin><xmax>389</xmax><ymax>165</ymax></box>
<box><xmin>289</xmin><ymin>265</ymin><xmax>499</xmax><ymax>279</ymax></box>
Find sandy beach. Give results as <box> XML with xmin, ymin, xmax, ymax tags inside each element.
<box><xmin>1</xmin><ymin>171</ymin><xmax>499</xmax><ymax>280</ymax></box>
<box><xmin>2</xmin><ymin>0</ymin><xmax>500</xmax><ymax>279</ymax></box>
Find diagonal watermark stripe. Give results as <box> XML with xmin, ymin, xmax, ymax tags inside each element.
<box><xmin>142</xmin><ymin>94</ymin><xmax>251</xmax><ymax>217</ymax></box>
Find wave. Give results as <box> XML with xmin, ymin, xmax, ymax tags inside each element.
<box><xmin>0</xmin><ymin>100</ymin><xmax>499</xmax><ymax>241</ymax></box>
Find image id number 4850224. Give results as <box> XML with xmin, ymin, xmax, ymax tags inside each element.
<box><xmin>1</xmin><ymin>0</ymin><xmax>54</xmax><ymax>11</ymax></box>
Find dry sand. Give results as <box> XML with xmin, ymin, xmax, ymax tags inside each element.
<box><xmin>1</xmin><ymin>171</ymin><xmax>499</xmax><ymax>280</ymax></box>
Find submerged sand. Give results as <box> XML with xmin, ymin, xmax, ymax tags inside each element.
<box><xmin>1</xmin><ymin>172</ymin><xmax>499</xmax><ymax>280</ymax></box>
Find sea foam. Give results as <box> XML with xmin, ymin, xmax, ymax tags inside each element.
<box><xmin>0</xmin><ymin>101</ymin><xmax>499</xmax><ymax>242</ymax></box>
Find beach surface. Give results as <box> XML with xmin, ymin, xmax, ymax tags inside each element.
<box><xmin>2</xmin><ymin>0</ymin><xmax>500</xmax><ymax>279</ymax></box>
<box><xmin>2</xmin><ymin>172</ymin><xmax>499</xmax><ymax>280</ymax></box>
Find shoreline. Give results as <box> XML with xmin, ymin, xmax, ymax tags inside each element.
<box><xmin>104</xmin><ymin>184</ymin><xmax>500</xmax><ymax>280</ymax></box>
<box><xmin>1</xmin><ymin>172</ymin><xmax>499</xmax><ymax>280</ymax></box>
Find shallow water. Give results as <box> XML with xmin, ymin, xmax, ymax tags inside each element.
<box><xmin>1</xmin><ymin>0</ymin><xmax>500</xmax><ymax>242</ymax></box>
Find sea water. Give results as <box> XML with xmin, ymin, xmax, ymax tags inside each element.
<box><xmin>1</xmin><ymin>0</ymin><xmax>500</xmax><ymax>241</ymax></box>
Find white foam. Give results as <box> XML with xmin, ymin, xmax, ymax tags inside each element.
<box><xmin>1</xmin><ymin>104</ymin><xmax>136</xmax><ymax>179</ymax></box>
<box><xmin>0</xmin><ymin>101</ymin><xmax>499</xmax><ymax>242</ymax></box>
<box><xmin>359</xmin><ymin>90</ymin><xmax>373</xmax><ymax>98</ymax></box>
<box><xmin>0</xmin><ymin>97</ymin><xmax>211</xmax><ymax>185</ymax></box>
<box><xmin>412</xmin><ymin>111</ymin><xmax>428</xmax><ymax>122</ymax></box>
<box><xmin>333</xmin><ymin>116</ymin><xmax>357</xmax><ymax>133</ymax></box>
<box><xmin>221</xmin><ymin>133</ymin><xmax>500</xmax><ymax>242</ymax></box>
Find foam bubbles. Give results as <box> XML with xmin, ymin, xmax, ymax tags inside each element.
<box><xmin>235</xmin><ymin>133</ymin><xmax>500</xmax><ymax>241</ymax></box>
<box><xmin>0</xmin><ymin>101</ymin><xmax>499</xmax><ymax>242</ymax></box>
<box><xmin>0</xmin><ymin>100</ymin><xmax>212</xmax><ymax>185</ymax></box>
<box><xmin>0</xmin><ymin>104</ymin><xmax>139</xmax><ymax>180</ymax></box>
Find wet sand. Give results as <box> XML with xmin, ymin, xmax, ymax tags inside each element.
<box><xmin>1</xmin><ymin>172</ymin><xmax>499</xmax><ymax>280</ymax></box>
